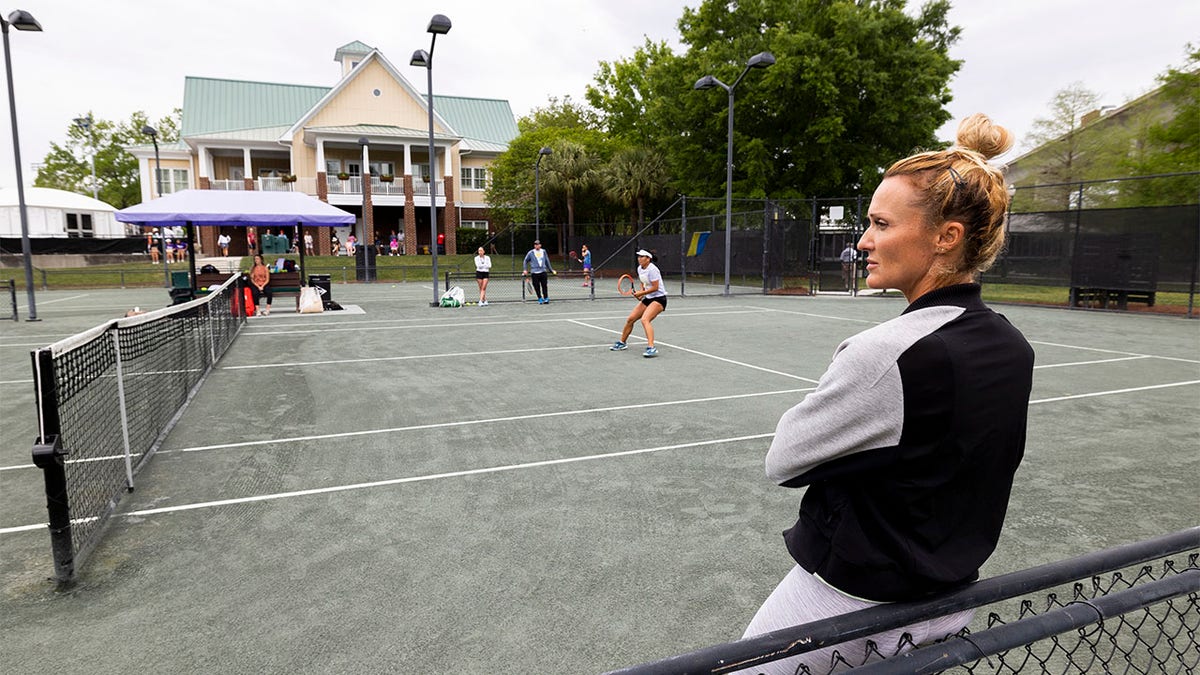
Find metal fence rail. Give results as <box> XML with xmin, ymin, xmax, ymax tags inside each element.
<box><xmin>605</xmin><ymin>528</ymin><xmax>1199</xmax><ymax>675</ymax></box>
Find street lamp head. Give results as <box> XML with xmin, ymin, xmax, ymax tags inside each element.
<box><xmin>357</xmin><ymin>136</ymin><xmax>369</xmax><ymax>147</ymax></box>
<box><xmin>427</xmin><ymin>14</ymin><xmax>451</xmax><ymax>35</ymax></box>
<box><xmin>539</xmin><ymin>147</ymin><xmax>552</xmax><ymax>156</ymax></box>
<box><xmin>6</xmin><ymin>10</ymin><xmax>42</xmax><ymax>31</ymax></box>
<box><xmin>141</xmin><ymin>125</ymin><xmax>157</xmax><ymax>138</ymax></box>
<box><xmin>410</xmin><ymin>49</ymin><xmax>430</xmax><ymax>68</ymax></box>
<box><xmin>693</xmin><ymin>75</ymin><xmax>719</xmax><ymax>90</ymax></box>
<box><xmin>747</xmin><ymin>51</ymin><xmax>776</xmax><ymax>69</ymax></box>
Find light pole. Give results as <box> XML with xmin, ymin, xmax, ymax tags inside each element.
<box><xmin>141</xmin><ymin>124</ymin><xmax>170</xmax><ymax>288</ymax></box>
<box><xmin>3</xmin><ymin>9</ymin><xmax>42</xmax><ymax>321</ymax></box>
<box><xmin>694</xmin><ymin>51</ymin><xmax>774</xmax><ymax>296</ymax></box>
<box><xmin>411</xmin><ymin>13</ymin><xmax>451</xmax><ymax>306</ymax></box>
<box><xmin>534</xmin><ymin>146</ymin><xmax>551</xmax><ymax>242</ymax></box>
<box><xmin>73</xmin><ymin>114</ymin><xmax>97</xmax><ymax>200</ymax></box>
<box><xmin>358</xmin><ymin>136</ymin><xmax>372</xmax><ymax>282</ymax></box>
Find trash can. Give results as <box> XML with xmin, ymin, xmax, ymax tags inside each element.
<box><xmin>308</xmin><ymin>274</ymin><xmax>332</xmax><ymax>307</ymax></box>
<box><xmin>354</xmin><ymin>247</ymin><xmax>377</xmax><ymax>282</ymax></box>
<box><xmin>169</xmin><ymin>287</ymin><xmax>195</xmax><ymax>305</ymax></box>
<box><xmin>170</xmin><ymin>270</ymin><xmax>191</xmax><ymax>289</ymax></box>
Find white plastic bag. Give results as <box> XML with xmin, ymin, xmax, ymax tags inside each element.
<box><xmin>439</xmin><ymin>285</ymin><xmax>465</xmax><ymax>307</ymax></box>
<box><xmin>299</xmin><ymin>286</ymin><xmax>324</xmax><ymax>313</ymax></box>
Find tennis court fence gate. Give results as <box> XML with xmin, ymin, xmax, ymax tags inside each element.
<box><xmin>28</xmin><ymin>274</ymin><xmax>246</xmax><ymax>584</ymax></box>
<box><xmin>607</xmin><ymin>528</ymin><xmax>1199</xmax><ymax>674</ymax></box>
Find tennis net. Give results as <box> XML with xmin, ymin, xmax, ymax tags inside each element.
<box><xmin>4</xmin><ymin>278</ymin><xmax>15</xmax><ymax>320</ymax></box>
<box><xmin>29</xmin><ymin>273</ymin><xmax>245</xmax><ymax>583</ymax></box>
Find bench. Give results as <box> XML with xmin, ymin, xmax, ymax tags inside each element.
<box><xmin>194</xmin><ymin>271</ymin><xmax>303</xmax><ymax>310</ymax></box>
<box><xmin>1071</xmin><ymin>287</ymin><xmax>1156</xmax><ymax>310</ymax></box>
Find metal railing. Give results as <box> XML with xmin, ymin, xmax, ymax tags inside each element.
<box><xmin>606</xmin><ymin>528</ymin><xmax>1199</xmax><ymax>675</ymax></box>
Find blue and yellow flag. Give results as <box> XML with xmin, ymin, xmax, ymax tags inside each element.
<box><xmin>687</xmin><ymin>232</ymin><xmax>711</xmax><ymax>257</ymax></box>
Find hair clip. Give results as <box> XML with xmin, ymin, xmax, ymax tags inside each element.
<box><xmin>947</xmin><ymin>166</ymin><xmax>967</xmax><ymax>190</ymax></box>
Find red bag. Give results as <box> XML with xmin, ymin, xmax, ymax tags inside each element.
<box><xmin>243</xmin><ymin>287</ymin><xmax>256</xmax><ymax>317</ymax></box>
<box><xmin>232</xmin><ymin>286</ymin><xmax>255</xmax><ymax>317</ymax></box>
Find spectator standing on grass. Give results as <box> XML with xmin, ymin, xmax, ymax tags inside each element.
<box><xmin>474</xmin><ymin>247</ymin><xmax>492</xmax><ymax>306</ymax></box>
<box><xmin>733</xmin><ymin>114</ymin><xmax>1034</xmax><ymax>674</ymax></box>
<box><xmin>522</xmin><ymin>239</ymin><xmax>556</xmax><ymax>304</ymax></box>
<box><xmin>304</xmin><ymin>232</ymin><xmax>314</xmax><ymax>256</ymax></box>
<box><xmin>218</xmin><ymin>232</ymin><xmax>231</xmax><ymax>256</ymax></box>
<box><xmin>331</xmin><ymin>234</ymin><xmax>340</xmax><ymax>256</ymax></box>
<box><xmin>247</xmin><ymin>229</ymin><xmax>257</xmax><ymax>253</ymax></box>
<box><xmin>248</xmin><ymin>254</ymin><xmax>273</xmax><ymax>316</ymax></box>
<box><xmin>609</xmin><ymin>249</ymin><xmax>666</xmax><ymax>358</ymax></box>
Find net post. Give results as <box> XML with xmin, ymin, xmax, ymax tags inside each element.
<box><xmin>30</xmin><ymin>348</ymin><xmax>74</xmax><ymax>584</ymax></box>
<box><xmin>680</xmin><ymin>195</ymin><xmax>687</xmax><ymax>297</ymax></box>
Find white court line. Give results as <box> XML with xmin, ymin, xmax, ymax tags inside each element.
<box><xmin>0</xmin><ymin>342</ymin><xmax>54</xmax><ymax>348</ymax></box>
<box><xmin>222</xmin><ymin>342</ymin><xmax>614</xmax><ymax>370</ymax></box>
<box><xmin>745</xmin><ymin>305</ymin><xmax>884</xmax><ymax>325</ymax></box>
<box><xmin>4</xmin><ymin>378</ymin><xmax>1200</xmax><ymax>476</ymax></box>
<box><xmin>240</xmin><ymin>308</ymin><xmax>770</xmax><ymax>336</ymax></box>
<box><xmin>1034</xmin><ymin>355</ymin><xmax>1152</xmax><ymax>369</ymax></box>
<box><xmin>0</xmin><ymin>378</ymin><xmax>33</xmax><ymax>385</ymax></box>
<box><xmin>16</xmin><ymin>293</ymin><xmax>91</xmax><ymax>308</ymax></box>
<box><xmin>0</xmin><ymin>434</ymin><xmax>775</xmax><ymax>534</ymax></box>
<box><xmin>567</xmin><ymin>319</ymin><xmax>822</xmax><ymax>384</ymax></box>
<box><xmin>1029</xmin><ymin>379</ymin><xmax>1200</xmax><ymax>404</ymax></box>
<box><xmin>1028</xmin><ymin>339</ymin><xmax>1200</xmax><ymax>365</ymax></box>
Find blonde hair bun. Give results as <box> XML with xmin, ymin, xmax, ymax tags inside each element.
<box><xmin>955</xmin><ymin>113</ymin><xmax>1014</xmax><ymax>160</ymax></box>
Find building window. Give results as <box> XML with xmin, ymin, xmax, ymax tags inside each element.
<box><xmin>461</xmin><ymin>167</ymin><xmax>488</xmax><ymax>190</ymax></box>
<box><xmin>460</xmin><ymin>220</ymin><xmax>488</xmax><ymax>230</ymax></box>
<box><xmin>154</xmin><ymin>168</ymin><xmax>189</xmax><ymax>194</ymax></box>
<box><xmin>369</xmin><ymin>161</ymin><xmax>394</xmax><ymax>177</ymax></box>
<box><xmin>415</xmin><ymin>163</ymin><xmax>431</xmax><ymax>183</ymax></box>
<box><xmin>65</xmin><ymin>212</ymin><xmax>94</xmax><ymax>238</ymax></box>
<box><xmin>325</xmin><ymin>160</ymin><xmax>341</xmax><ymax>175</ymax></box>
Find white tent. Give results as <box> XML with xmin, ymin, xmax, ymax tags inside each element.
<box><xmin>0</xmin><ymin>187</ymin><xmax>123</xmax><ymax>238</ymax></box>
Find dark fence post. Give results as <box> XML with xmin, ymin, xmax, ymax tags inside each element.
<box><xmin>30</xmin><ymin>347</ymin><xmax>73</xmax><ymax>584</ymax></box>
<box><xmin>680</xmin><ymin>196</ymin><xmax>688</xmax><ymax>297</ymax></box>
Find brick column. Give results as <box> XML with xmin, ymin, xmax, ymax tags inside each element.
<box><xmin>316</xmin><ymin>172</ymin><xmax>327</xmax><ymax>201</ymax></box>
<box><xmin>403</xmin><ymin>174</ymin><xmax>416</xmax><ymax>255</ymax></box>
<box><xmin>198</xmin><ymin>176</ymin><xmax>211</xmax><ymax>190</ymax></box>
<box><xmin>243</xmin><ymin>177</ymin><xmax>254</xmax><ymax>191</ymax></box>
<box><xmin>443</xmin><ymin>176</ymin><xmax>457</xmax><ymax>255</ymax></box>
<box><xmin>199</xmin><ymin>228</ymin><xmax>217</xmax><ymax>257</ymax></box>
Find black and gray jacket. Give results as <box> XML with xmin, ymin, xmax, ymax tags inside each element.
<box><xmin>766</xmin><ymin>284</ymin><xmax>1034</xmax><ymax>602</ymax></box>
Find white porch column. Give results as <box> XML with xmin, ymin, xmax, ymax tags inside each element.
<box><xmin>443</xmin><ymin>145</ymin><xmax>454</xmax><ymax>182</ymax></box>
<box><xmin>242</xmin><ymin>148</ymin><xmax>253</xmax><ymax>183</ymax></box>
<box><xmin>197</xmin><ymin>145</ymin><xmax>210</xmax><ymax>179</ymax></box>
<box><xmin>316</xmin><ymin>138</ymin><xmax>325</xmax><ymax>173</ymax></box>
<box><xmin>403</xmin><ymin>143</ymin><xmax>412</xmax><ymax>176</ymax></box>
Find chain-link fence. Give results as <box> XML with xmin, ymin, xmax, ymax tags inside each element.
<box><xmin>606</xmin><ymin>529</ymin><xmax>1199</xmax><ymax>675</ymax></box>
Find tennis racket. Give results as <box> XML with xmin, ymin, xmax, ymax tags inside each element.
<box><xmin>524</xmin><ymin>275</ymin><xmax>535</xmax><ymax>296</ymax></box>
<box><xmin>617</xmin><ymin>274</ymin><xmax>637</xmax><ymax>297</ymax></box>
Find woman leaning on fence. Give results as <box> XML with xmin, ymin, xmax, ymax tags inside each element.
<box><xmin>737</xmin><ymin>114</ymin><xmax>1035</xmax><ymax>674</ymax></box>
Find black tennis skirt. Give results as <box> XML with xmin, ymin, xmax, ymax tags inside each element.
<box><xmin>476</xmin><ymin>271</ymin><xmax>489</xmax><ymax>279</ymax></box>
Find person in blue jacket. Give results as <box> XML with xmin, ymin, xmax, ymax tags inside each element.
<box><xmin>735</xmin><ymin>114</ymin><xmax>1035</xmax><ymax>673</ymax></box>
<box><xmin>522</xmin><ymin>239</ymin><xmax>556</xmax><ymax>304</ymax></box>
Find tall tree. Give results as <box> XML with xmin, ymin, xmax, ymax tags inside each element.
<box><xmin>34</xmin><ymin>109</ymin><xmax>180</xmax><ymax>208</ymax></box>
<box><xmin>1122</xmin><ymin>45</ymin><xmax>1200</xmax><ymax>205</ymax></box>
<box><xmin>540</xmin><ymin>139</ymin><xmax>598</xmax><ymax>251</ymax></box>
<box><xmin>486</xmin><ymin>98</ymin><xmax>608</xmax><ymax>228</ymax></box>
<box><xmin>600</xmin><ymin>146</ymin><xmax>672</xmax><ymax>234</ymax></box>
<box><xmin>1023</xmin><ymin>82</ymin><xmax>1105</xmax><ymax>202</ymax></box>
<box><xmin>588</xmin><ymin>0</ymin><xmax>962</xmax><ymax>201</ymax></box>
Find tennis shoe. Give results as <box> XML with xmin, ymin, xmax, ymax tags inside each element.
<box><xmin>610</xmin><ymin>341</ymin><xmax>627</xmax><ymax>351</ymax></box>
<box><xmin>643</xmin><ymin>347</ymin><xmax>658</xmax><ymax>358</ymax></box>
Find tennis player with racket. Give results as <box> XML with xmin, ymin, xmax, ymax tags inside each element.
<box><xmin>609</xmin><ymin>249</ymin><xmax>666</xmax><ymax>357</ymax></box>
<box><xmin>521</xmin><ymin>239</ymin><xmax>556</xmax><ymax>304</ymax></box>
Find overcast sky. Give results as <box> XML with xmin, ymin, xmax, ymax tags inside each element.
<box><xmin>1</xmin><ymin>0</ymin><xmax>1196</xmax><ymax>191</ymax></box>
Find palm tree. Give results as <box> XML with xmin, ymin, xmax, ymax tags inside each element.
<box><xmin>601</xmin><ymin>146</ymin><xmax>671</xmax><ymax>235</ymax></box>
<box><xmin>541</xmin><ymin>140</ymin><xmax>597</xmax><ymax>254</ymax></box>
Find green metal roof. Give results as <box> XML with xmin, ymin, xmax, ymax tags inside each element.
<box><xmin>334</xmin><ymin>41</ymin><xmax>374</xmax><ymax>58</ymax></box>
<box><xmin>430</xmin><ymin>95</ymin><xmax>519</xmax><ymax>146</ymax></box>
<box><xmin>181</xmin><ymin>77</ymin><xmax>328</xmax><ymax>136</ymax></box>
<box><xmin>180</xmin><ymin>75</ymin><xmax>518</xmax><ymax>149</ymax></box>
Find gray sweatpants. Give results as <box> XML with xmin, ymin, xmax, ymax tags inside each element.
<box><xmin>734</xmin><ymin>565</ymin><xmax>973</xmax><ymax>674</ymax></box>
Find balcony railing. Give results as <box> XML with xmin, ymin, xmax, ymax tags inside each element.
<box><xmin>324</xmin><ymin>176</ymin><xmax>439</xmax><ymax>196</ymax></box>
<box><xmin>210</xmin><ymin>179</ymin><xmax>244</xmax><ymax>191</ymax></box>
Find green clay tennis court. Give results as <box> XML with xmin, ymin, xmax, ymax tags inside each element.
<box><xmin>1</xmin><ymin>282</ymin><xmax>1197</xmax><ymax>673</ymax></box>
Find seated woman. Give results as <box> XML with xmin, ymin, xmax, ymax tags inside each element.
<box><xmin>248</xmin><ymin>254</ymin><xmax>273</xmax><ymax>316</ymax></box>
